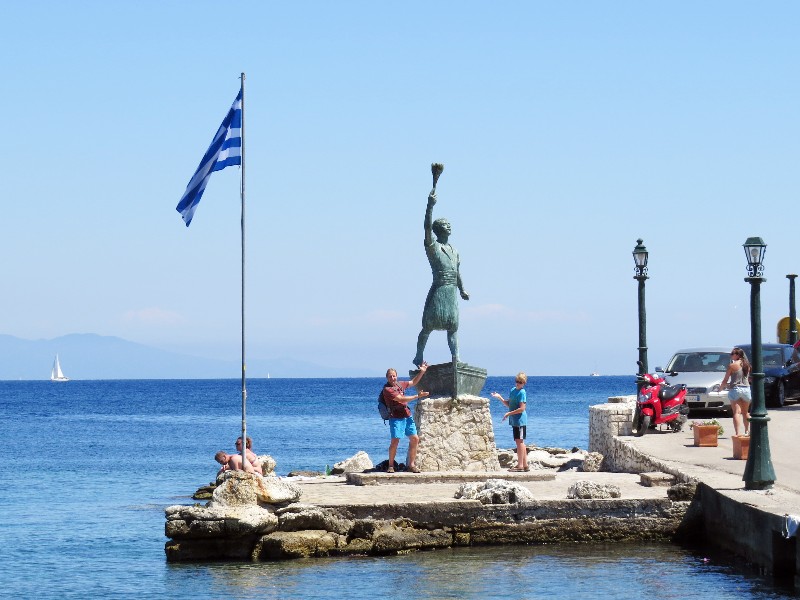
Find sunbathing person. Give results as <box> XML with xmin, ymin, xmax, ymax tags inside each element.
<box><xmin>214</xmin><ymin>450</ymin><xmax>255</xmax><ymax>475</ymax></box>
<box><xmin>235</xmin><ymin>436</ymin><xmax>263</xmax><ymax>474</ymax></box>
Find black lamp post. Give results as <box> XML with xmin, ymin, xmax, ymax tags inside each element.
<box><xmin>633</xmin><ymin>239</ymin><xmax>649</xmax><ymax>388</ymax></box>
<box><xmin>788</xmin><ymin>274</ymin><xmax>798</xmax><ymax>346</ymax></box>
<box><xmin>742</xmin><ymin>237</ymin><xmax>776</xmax><ymax>490</ymax></box>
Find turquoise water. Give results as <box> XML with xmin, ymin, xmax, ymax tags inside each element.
<box><xmin>1</xmin><ymin>377</ymin><xmax>796</xmax><ymax>598</ymax></box>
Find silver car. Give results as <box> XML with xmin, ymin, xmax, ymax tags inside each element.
<box><xmin>657</xmin><ymin>347</ymin><xmax>732</xmax><ymax>414</ymax></box>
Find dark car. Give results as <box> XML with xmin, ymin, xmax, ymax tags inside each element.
<box><xmin>738</xmin><ymin>343</ymin><xmax>800</xmax><ymax>407</ymax></box>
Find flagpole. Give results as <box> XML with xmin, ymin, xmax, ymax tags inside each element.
<box><xmin>240</xmin><ymin>72</ymin><xmax>248</xmax><ymax>468</ymax></box>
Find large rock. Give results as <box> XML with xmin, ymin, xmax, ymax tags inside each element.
<box><xmin>567</xmin><ymin>480</ymin><xmax>621</xmax><ymax>499</ymax></box>
<box><xmin>331</xmin><ymin>451</ymin><xmax>373</xmax><ymax>474</ymax></box>
<box><xmin>254</xmin><ymin>530</ymin><xmax>343</xmax><ymax>559</ymax></box>
<box><xmin>497</xmin><ymin>449</ymin><xmax>517</xmax><ymax>468</ymax></box>
<box><xmin>257</xmin><ymin>477</ymin><xmax>302</xmax><ymax>504</ymax></box>
<box><xmin>211</xmin><ymin>471</ymin><xmax>302</xmax><ymax>507</ymax></box>
<box><xmin>527</xmin><ymin>448</ymin><xmax>587</xmax><ymax>470</ymax></box>
<box><xmin>164</xmin><ymin>504</ymin><xmax>278</xmax><ymax>540</ymax></box>
<box><xmin>579</xmin><ymin>452</ymin><xmax>604</xmax><ymax>472</ymax></box>
<box><xmin>454</xmin><ymin>479</ymin><xmax>535</xmax><ymax>504</ymax></box>
<box><xmin>257</xmin><ymin>454</ymin><xmax>277</xmax><ymax>476</ymax></box>
<box><xmin>371</xmin><ymin>522</ymin><xmax>453</xmax><ymax>553</ymax></box>
<box><xmin>276</xmin><ymin>504</ymin><xmax>353</xmax><ymax>535</ymax></box>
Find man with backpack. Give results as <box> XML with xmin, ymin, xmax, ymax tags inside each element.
<box><xmin>383</xmin><ymin>362</ymin><xmax>429</xmax><ymax>473</ymax></box>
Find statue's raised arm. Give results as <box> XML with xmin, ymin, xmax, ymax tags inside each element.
<box><xmin>424</xmin><ymin>190</ymin><xmax>436</xmax><ymax>247</ymax></box>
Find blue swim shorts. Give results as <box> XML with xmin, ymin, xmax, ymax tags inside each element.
<box><xmin>389</xmin><ymin>416</ymin><xmax>418</xmax><ymax>439</ymax></box>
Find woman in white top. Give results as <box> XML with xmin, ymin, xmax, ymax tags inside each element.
<box><xmin>719</xmin><ymin>347</ymin><xmax>751</xmax><ymax>437</ymax></box>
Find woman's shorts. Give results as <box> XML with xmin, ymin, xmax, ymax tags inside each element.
<box><xmin>728</xmin><ymin>386</ymin><xmax>752</xmax><ymax>403</ymax></box>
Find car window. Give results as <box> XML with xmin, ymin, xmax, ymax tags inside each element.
<box><xmin>762</xmin><ymin>349</ymin><xmax>783</xmax><ymax>367</ymax></box>
<box><xmin>667</xmin><ymin>352</ymin><xmax>729</xmax><ymax>372</ymax></box>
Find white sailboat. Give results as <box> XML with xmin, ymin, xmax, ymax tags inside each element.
<box><xmin>50</xmin><ymin>354</ymin><xmax>69</xmax><ymax>382</ymax></box>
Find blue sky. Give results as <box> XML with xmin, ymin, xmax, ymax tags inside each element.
<box><xmin>2</xmin><ymin>2</ymin><xmax>798</xmax><ymax>376</ymax></box>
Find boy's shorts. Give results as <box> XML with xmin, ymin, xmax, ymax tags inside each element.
<box><xmin>389</xmin><ymin>416</ymin><xmax>418</xmax><ymax>439</ymax></box>
<box><xmin>512</xmin><ymin>425</ymin><xmax>527</xmax><ymax>441</ymax></box>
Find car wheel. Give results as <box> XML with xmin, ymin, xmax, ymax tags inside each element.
<box><xmin>776</xmin><ymin>381</ymin><xmax>786</xmax><ymax>408</ymax></box>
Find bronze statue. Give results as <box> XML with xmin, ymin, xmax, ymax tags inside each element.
<box><xmin>413</xmin><ymin>164</ymin><xmax>469</xmax><ymax>367</ymax></box>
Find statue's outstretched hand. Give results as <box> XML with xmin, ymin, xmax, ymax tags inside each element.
<box><xmin>428</xmin><ymin>191</ymin><xmax>437</xmax><ymax>205</ymax></box>
<box><xmin>460</xmin><ymin>290</ymin><xmax>470</xmax><ymax>300</ymax></box>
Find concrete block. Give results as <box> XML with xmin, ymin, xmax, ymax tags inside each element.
<box><xmin>640</xmin><ymin>472</ymin><xmax>675</xmax><ymax>487</ymax></box>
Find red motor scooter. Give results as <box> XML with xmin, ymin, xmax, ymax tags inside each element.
<box><xmin>632</xmin><ymin>368</ymin><xmax>689</xmax><ymax>436</ymax></box>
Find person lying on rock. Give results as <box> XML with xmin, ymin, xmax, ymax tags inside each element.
<box><xmin>235</xmin><ymin>436</ymin><xmax>263</xmax><ymax>474</ymax></box>
<box><xmin>214</xmin><ymin>450</ymin><xmax>256</xmax><ymax>476</ymax></box>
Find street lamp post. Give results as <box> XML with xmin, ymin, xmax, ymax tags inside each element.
<box><xmin>633</xmin><ymin>239</ymin><xmax>649</xmax><ymax>389</ymax></box>
<box><xmin>742</xmin><ymin>237</ymin><xmax>776</xmax><ymax>490</ymax></box>
<box><xmin>788</xmin><ymin>274</ymin><xmax>798</xmax><ymax>346</ymax></box>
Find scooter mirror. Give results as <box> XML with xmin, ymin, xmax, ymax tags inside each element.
<box><xmin>655</xmin><ymin>366</ymin><xmax>664</xmax><ymax>373</ymax></box>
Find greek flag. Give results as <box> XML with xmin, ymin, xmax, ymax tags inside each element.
<box><xmin>176</xmin><ymin>89</ymin><xmax>243</xmax><ymax>226</ymax></box>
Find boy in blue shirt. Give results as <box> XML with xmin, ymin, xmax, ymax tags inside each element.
<box><xmin>491</xmin><ymin>372</ymin><xmax>529</xmax><ymax>472</ymax></box>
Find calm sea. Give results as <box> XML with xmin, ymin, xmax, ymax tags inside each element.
<box><xmin>1</xmin><ymin>376</ymin><xmax>796</xmax><ymax>599</ymax></box>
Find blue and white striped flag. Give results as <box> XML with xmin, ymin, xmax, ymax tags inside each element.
<box><xmin>176</xmin><ymin>89</ymin><xmax>243</xmax><ymax>226</ymax></box>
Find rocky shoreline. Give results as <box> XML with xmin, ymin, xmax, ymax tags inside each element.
<box><xmin>165</xmin><ymin>445</ymin><xmax>699</xmax><ymax>562</ymax></box>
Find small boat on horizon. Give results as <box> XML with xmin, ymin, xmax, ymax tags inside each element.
<box><xmin>50</xmin><ymin>354</ymin><xmax>70</xmax><ymax>382</ymax></box>
<box><xmin>590</xmin><ymin>372</ymin><xmax>600</xmax><ymax>377</ymax></box>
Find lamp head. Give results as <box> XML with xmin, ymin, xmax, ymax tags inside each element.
<box><xmin>633</xmin><ymin>238</ymin><xmax>648</xmax><ymax>278</ymax></box>
<box><xmin>743</xmin><ymin>237</ymin><xmax>766</xmax><ymax>277</ymax></box>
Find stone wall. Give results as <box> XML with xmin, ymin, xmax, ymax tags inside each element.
<box><xmin>588</xmin><ymin>395</ymin><xmax>693</xmax><ymax>482</ymax></box>
<box><xmin>414</xmin><ymin>395</ymin><xmax>501</xmax><ymax>472</ymax></box>
<box><xmin>588</xmin><ymin>395</ymin><xmax>635</xmax><ymax>468</ymax></box>
<box><xmin>166</xmin><ymin>497</ymin><xmax>691</xmax><ymax>562</ymax></box>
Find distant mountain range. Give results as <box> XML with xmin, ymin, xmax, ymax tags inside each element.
<box><xmin>0</xmin><ymin>333</ymin><xmax>363</xmax><ymax>380</ymax></box>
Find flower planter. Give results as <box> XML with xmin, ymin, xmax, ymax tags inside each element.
<box><xmin>693</xmin><ymin>425</ymin><xmax>719</xmax><ymax>447</ymax></box>
<box><xmin>732</xmin><ymin>435</ymin><xmax>750</xmax><ymax>460</ymax></box>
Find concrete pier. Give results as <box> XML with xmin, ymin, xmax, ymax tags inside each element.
<box><xmin>165</xmin><ymin>399</ymin><xmax>800</xmax><ymax>590</ymax></box>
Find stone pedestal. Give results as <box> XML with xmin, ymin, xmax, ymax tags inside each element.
<box><xmin>410</xmin><ymin>361</ymin><xmax>487</xmax><ymax>398</ymax></box>
<box><xmin>413</xmin><ymin>395</ymin><xmax>502</xmax><ymax>472</ymax></box>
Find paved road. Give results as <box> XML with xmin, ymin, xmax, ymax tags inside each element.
<box><xmin>628</xmin><ymin>402</ymin><xmax>800</xmax><ymax>516</ymax></box>
<box><xmin>631</xmin><ymin>403</ymin><xmax>800</xmax><ymax>493</ymax></box>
